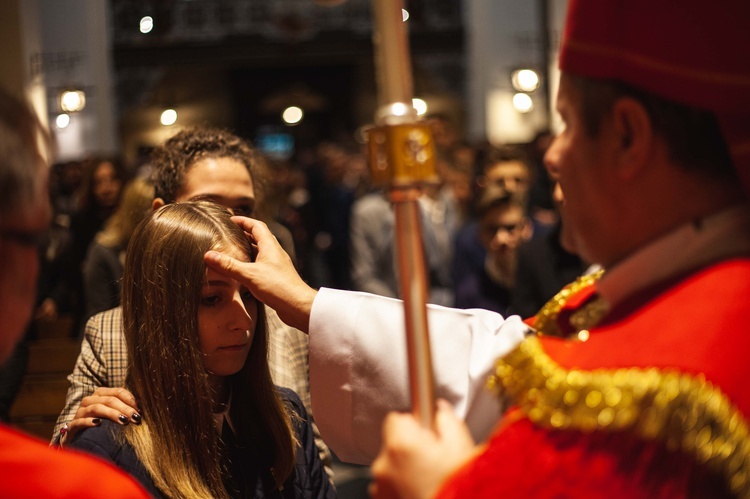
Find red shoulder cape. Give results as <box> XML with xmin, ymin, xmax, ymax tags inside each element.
<box><xmin>439</xmin><ymin>259</ymin><xmax>750</xmax><ymax>498</ymax></box>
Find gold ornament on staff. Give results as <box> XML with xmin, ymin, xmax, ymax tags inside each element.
<box><xmin>367</xmin><ymin>0</ymin><xmax>438</xmax><ymax>429</ymax></box>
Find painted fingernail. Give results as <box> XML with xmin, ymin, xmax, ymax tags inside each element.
<box><xmin>118</xmin><ymin>414</ymin><xmax>130</xmax><ymax>425</ymax></box>
<box><xmin>92</xmin><ymin>418</ymin><xmax>102</xmax><ymax>425</ymax></box>
<box><xmin>131</xmin><ymin>413</ymin><xmax>142</xmax><ymax>424</ymax></box>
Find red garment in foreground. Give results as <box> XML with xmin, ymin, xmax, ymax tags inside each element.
<box><xmin>439</xmin><ymin>259</ymin><xmax>750</xmax><ymax>498</ymax></box>
<box><xmin>0</xmin><ymin>424</ymin><xmax>151</xmax><ymax>498</ymax></box>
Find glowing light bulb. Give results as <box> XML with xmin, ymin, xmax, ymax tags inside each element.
<box><xmin>140</xmin><ymin>16</ymin><xmax>154</xmax><ymax>34</ymax></box>
<box><xmin>60</xmin><ymin>90</ymin><xmax>86</xmax><ymax>113</ymax></box>
<box><xmin>282</xmin><ymin>106</ymin><xmax>303</xmax><ymax>125</ymax></box>
<box><xmin>412</xmin><ymin>98</ymin><xmax>427</xmax><ymax>116</ymax></box>
<box><xmin>512</xmin><ymin>93</ymin><xmax>534</xmax><ymax>113</ymax></box>
<box><xmin>160</xmin><ymin>108</ymin><xmax>177</xmax><ymax>126</ymax></box>
<box><xmin>56</xmin><ymin>113</ymin><xmax>70</xmax><ymax>129</ymax></box>
<box><xmin>511</xmin><ymin>69</ymin><xmax>540</xmax><ymax>92</ymax></box>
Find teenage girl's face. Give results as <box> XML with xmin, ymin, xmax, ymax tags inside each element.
<box><xmin>198</xmin><ymin>245</ymin><xmax>257</xmax><ymax>377</ymax></box>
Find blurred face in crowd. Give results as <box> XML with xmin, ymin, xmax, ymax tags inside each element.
<box><xmin>427</xmin><ymin>116</ymin><xmax>458</xmax><ymax>151</ymax></box>
<box><xmin>198</xmin><ymin>245</ymin><xmax>257</xmax><ymax>380</ymax></box>
<box><xmin>174</xmin><ymin>157</ymin><xmax>256</xmax><ymax>217</ymax></box>
<box><xmin>444</xmin><ymin>167</ymin><xmax>473</xmax><ymax>210</ymax></box>
<box><xmin>0</xmin><ymin>191</ymin><xmax>50</xmax><ymax>363</ymax></box>
<box><xmin>93</xmin><ymin>161</ymin><xmax>123</xmax><ymax>208</ymax></box>
<box><xmin>478</xmin><ymin>203</ymin><xmax>527</xmax><ymax>266</ymax></box>
<box><xmin>481</xmin><ymin>160</ymin><xmax>531</xmax><ymax>197</ymax></box>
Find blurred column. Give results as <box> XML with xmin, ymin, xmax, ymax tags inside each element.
<box><xmin>38</xmin><ymin>0</ymin><xmax>118</xmax><ymax>160</ymax></box>
<box><xmin>465</xmin><ymin>0</ymin><xmax>567</xmax><ymax>144</ymax></box>
<box><xmin>0</xmin><ymin>0</ymin><xmax>48</xmax><ymax>125</ymax></box>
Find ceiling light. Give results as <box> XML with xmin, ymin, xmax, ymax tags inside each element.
<box><xmin>140</xmin><ymin>16</ymin><xmax>154</xmax><ymax>34</ymax></box>
<box><xmin>412</xmin><ymin>98</ymin><xmax>427</xmax><ymax>116</ymax></box>
<box><xmin>511</xmin><ymin>69</ymin><xmax>540</xmax><ymax>92</ymax></box>
<box><xmin>160</xmin><ymin>108</ymin><xmax>177</xmax><ymax>126</ymax></box>
<box><xmin>512</xmin><ymin>93</ymin><xmax>534</xmax><ymax>113</ymax></box>
<box><xmin>55</xmin><ymin>113</ymin><xmax>70</xmax><ymax>129</ymax></box>
<box><xmin>59</xmin><ymin>90</ymin><xmax>86</xmax><ymax>113</ymax></box>
<box><xmin>282</xmin><ymin>106</ymin><xmax>304</xmax><ymax>125</ymax></box>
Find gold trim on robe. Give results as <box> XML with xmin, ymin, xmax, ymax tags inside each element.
<box><xmin>532</xmin><ymin>269</ymin><xmax>605</xmax><ymax>338</ymax></box>
<box><xmin>487</xmin><ymin>337</ymin><xmax>750</xmax><ymax>497</ymax></box>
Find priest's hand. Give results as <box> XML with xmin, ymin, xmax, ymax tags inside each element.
<box><xmin>204</xmin><ymin>216</ymin><xmax>317</xmax><ymax>333</ymax></box>
<box><xmin>370</xmin><ymin>400</ymin><xmax>477</xmax><ymax>499</ymax></box>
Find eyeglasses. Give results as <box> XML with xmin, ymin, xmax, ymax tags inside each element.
<box><xmin>490</xmin><ymin>177</ymin><xmax>530</xmax><ymax>188</ymax></box>
<box><xmin>0</xmin><ymin>228</ymin><xmax>47</xmax><ymax>248</ymax></box>
<box><xmin>480</xmin><ymin>222</ymin><xmax>525</xmax><ymax>241</ymax></box>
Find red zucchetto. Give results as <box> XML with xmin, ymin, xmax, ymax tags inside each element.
<box><xmin>559</xmin><ymin>0</ymin><xmax>750</xmax><ymax>192</ymax></box>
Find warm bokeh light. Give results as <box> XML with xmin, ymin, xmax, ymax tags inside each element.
<box><xmin>412</xmin><ymin>98</ymin><xmax>427</xmax><ymax>116</ymax></box>
<box><xmin>160</xmin><ymin>108</ymin><xmax>177</xmax><ymax>126</ymax></box>
<box><xmin>512</xmin><ymin>93</ymin><xmax>534</xmax><ymax>113</ymax></box>
<box><xmin>390</xmin><ymin>102</ymin><xmax>411</xmax><ymax>117</ymax></box>
<box><xmin>55</xmin><ymin>113</ymin><xmax>70</xmax><ymax>129</ymax></box>
<box><xmin>59</xmin><ymin>90</ymin><xmax>86</xmax><ymax>113</ymax></box>
<box><xmin>511</xmin><ymin>69</ymin><xmax>540</xmax><ymax>92</ymax></box>
<box><xmin>282</xmin><ymin>106</ymin><xmax>304</xmax><ymax>125</ymax></box>
<box><xmin>402</xmin><ymin>9</ymin><xmax>410</xmax><ymax>22</ymax></box>
<box><xmin>140</xmin><ymin>16</ymin><xmax>154</xmax><ymax>34</ymax></box>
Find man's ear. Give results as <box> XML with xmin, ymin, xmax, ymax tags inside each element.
<box><xmin>609</xmin><ymin>97</ymin><xmax>654</xmax><ymax>179</ymax></box>
<box><xmin>151</xmin><ymin>198</ymin><xmax>165</xmax><ymax>211</ymax></box>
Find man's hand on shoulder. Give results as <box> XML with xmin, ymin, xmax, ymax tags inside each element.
<box><xmin>59</xmin><ymin>387</ymin><xmax>141</xmax><ymax>448</ymax></box>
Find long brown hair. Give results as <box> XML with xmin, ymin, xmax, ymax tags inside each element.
<box><xmin>97</xmin><ymin>177</ymin><xmax>154</xmax><ymax>249</ymax></box>
<box><xmin>121</xmin><ymin>200</ymin><xmax>295</xmax><ymax>498</ymax></box>
<box><xmin>77</xmin><ymin>155</ymin><xmax>128</xmax><ymax>212</ymax></box>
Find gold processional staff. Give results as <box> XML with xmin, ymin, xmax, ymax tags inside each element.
<box><xmin>366</xmin><ymin>0</ymin><xmax>437</xmax><ymax>429</ymax></box>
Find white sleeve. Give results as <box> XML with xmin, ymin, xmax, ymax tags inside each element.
<box><xmin>309</xmin><ymin>287</ymin><xmax>528</xmax><ymax>465</ymax></box>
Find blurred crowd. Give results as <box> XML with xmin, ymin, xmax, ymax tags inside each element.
<box><xmin>19</xmin><ymin>115</ymin><xmax>588</xmax><ymax>339</ymax></box>
<box><xmin>266</xmin><ymin>115</ymin><xmax>587</xmax><ymax>320</ymax></box>
<box><xmin>0</xmin><ymin>114</ymin><xmax>585</xmax><ymax>423</ymax></box>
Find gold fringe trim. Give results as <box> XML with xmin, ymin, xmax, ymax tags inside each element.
<box><xmin>487</xmin><ymin>337</ymin><xmax>750</xmax><ymax>497</ymax></box>
<box><xmin>532</xmin><ymin>269</ymin><xmax>605</xmax><ymax>338</ymax></box>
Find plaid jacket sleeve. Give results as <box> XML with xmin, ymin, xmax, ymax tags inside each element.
<box><xmin>266</xmin><ymin>306</ymin><xmax>334</xmax><ymax>481</ymax></box>
<box><xmin>51</xmin><ymin>307</ymin><xmax>128</xmax><ymax>444</ymax></box>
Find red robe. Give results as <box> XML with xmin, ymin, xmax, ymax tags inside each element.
<box><xmin>0</xmin><ymin>424</ymin><xmax>151</xmax><ymax>498</ymax></box>
<box><xmin>439</xmin><ymin>259</ymin><xmax>750</xmax><ymax>498</ymax></box>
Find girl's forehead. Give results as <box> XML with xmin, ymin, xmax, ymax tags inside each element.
<box><xmin>203</xmin><ymin>246</ymin><xmax>247</xmax><ymax>283</ymax></box>
<box><xmin>214</xmin><ymin>242</ymin><xmax>250</xmax><ymax>263</ymax></box>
